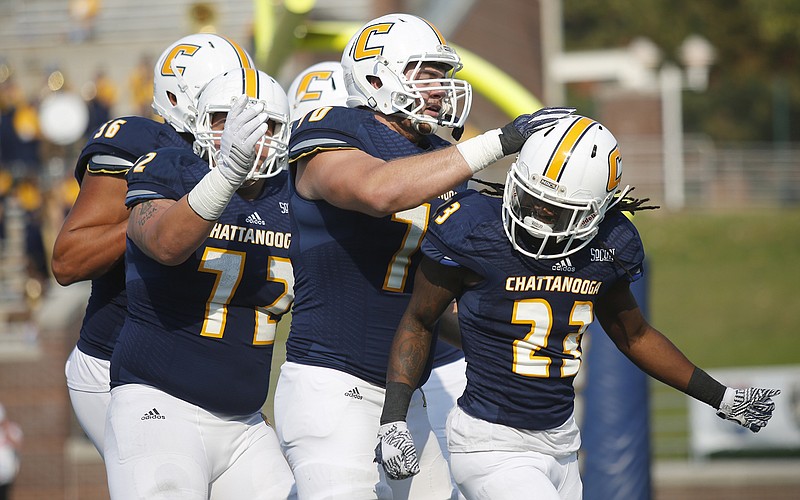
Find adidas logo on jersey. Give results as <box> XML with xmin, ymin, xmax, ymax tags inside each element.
<box><xmin>552</xmin><ymin>257</ymin><xmax>576</xmax><ymax>272</ymax></box>
<box><xmin>344</xmin><ymin>387</ymin><xmax>363</xmax><ymax>400</ymax></box>
<box><xmin>245</xmin><ymin>212</ymin><xmax>266</xmax><ymax>225</ymax></box>
<box><xmin>141</xmin><ymin>408</ymin><xmax>165</xmax><ymax>420</ymax></box>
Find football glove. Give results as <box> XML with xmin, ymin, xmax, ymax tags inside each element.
<box><xmin>188</xmin><ymin>95</ymin><xmax>269</xmax><ymax>220</ymax></box>
<box><xmin>498</xmin><ymin>107</ymin><xmax>577</xmax><ymax>156</ymax></box>
<box><xmin>375</xmin><ymin>421</ymin><xmax>420</xmax><ymax>481</ymax></box>
<box><xmin>217</xmin><ymin>95</ymin><xmax>268</xmax><ymax>188</ymax></box>
<box><xmin>716</xmin><ymin>387</ymin><xmax>780</xmax><ymax>433</ymax></box>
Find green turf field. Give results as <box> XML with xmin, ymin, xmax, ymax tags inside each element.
<box><xmin>632</xmin><ymin>208</ymin><xmax>800</xmax><ymax>368</ymax></box>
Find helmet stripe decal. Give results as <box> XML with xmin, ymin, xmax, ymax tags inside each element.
<box><xmin>219</xmin><ymin>35</ymin><xmax>253</xmax><ymax>70</ymax></box>
<box><xmin>544</xmin><ymin>117</ymin><xmax>596</xmax><ymax>182</ymax></box>
<box><xmin>241</xmin><ymin>68</ymin><xmax>259</xmax><ymax>98</ymax></box>
<box><xmin>419</xmin><ymin>17</ymin><xmax>446</xmax><ymax>45</ymax></box>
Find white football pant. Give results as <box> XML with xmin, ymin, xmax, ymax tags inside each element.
<box><xmin>274</xmin><ymin>362</ymin><xmax>454</xmax><ymax>500</ymax></box>
<box><xmin>105</xmin><ymin>384</ymin><xmax>295</xmax><ymax>500</ymax></box>
<box><xmin>65</xmin><ymin>346</ymin><xmax>111</xmax><ymax>456</ymax></box>
<box><xmin>423</xmin><ymin>357</ymin><xmax>467</xmax><ymax>500</ymax></box>
<box><xmin>447</xmin><ymin>406</ymin><xmax>582</xmax><ymax>500</ymax></box>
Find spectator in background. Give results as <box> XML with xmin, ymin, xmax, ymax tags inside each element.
<box><xmin>68</xmin><ymin>0</ymin><xmax>102</xmax><ymax>43</ymax></box>
<box><xmin>0</xmin><ymin>403</ymin><xmax>23</xmax><ymax>500</ymax></box>
<box><xmin>83</xmin><ymin>69</ymin><xmax>117</xmax><ymax>136</ymax></box>
<box><xmin>127</xmin><ymin>54</ymin><xmax>154</xmax><ymax>118</ymax></box>
<box><xmin>0</xmin><ymin>77</ymin><xmax>41</xmax><ymax>178</ymax></box>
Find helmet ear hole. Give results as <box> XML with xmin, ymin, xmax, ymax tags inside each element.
<box><xmin>167</xmin><ymin>91</ymin><xmax>178</xmax><ymax>106</ymax></box>
<box><xmin>366</xmin><ymin>75</ymin><xmax>382</xmax><ymax>89</ymax></box>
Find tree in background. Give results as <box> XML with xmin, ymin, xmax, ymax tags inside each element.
<box><xmin>563</xmin><ymin>0</ymin><xmax>800</xmax><ymax>143</ymax></box>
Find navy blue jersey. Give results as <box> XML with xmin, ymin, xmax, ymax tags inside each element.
<box><xmin>423</xmin><ymin>190</ymin><xmax>645</xmax><ymax>430</ymax></box>
<box><xmin>286</xmin><ymin>106</ymin><xmax>462</xmax><ymax>387</ymax></box>
<box><xmin>112</xmin><ymin>148</ymin><xmax>293</xmax><ymax>415</ymax></box>
<box><xmin>75</xmin><ymin>116</ymin><xmax>189</xmax><ymax>360</ymax></box>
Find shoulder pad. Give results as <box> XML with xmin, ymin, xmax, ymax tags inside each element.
<box><xmin>125</xmin><ymin>147</ymin><xmax>202</xmax><ymax>207</ymax></box>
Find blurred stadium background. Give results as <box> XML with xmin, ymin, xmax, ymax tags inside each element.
<box><xmin>0</xmin><ymin>1</ymin><xmax>798</xmax><ymax>498</ymax></box>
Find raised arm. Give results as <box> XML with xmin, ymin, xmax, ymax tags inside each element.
<box><xmin>295</xmin><ymin>107</ymin><xmax>576</xmax><ymax>217</ymax></box>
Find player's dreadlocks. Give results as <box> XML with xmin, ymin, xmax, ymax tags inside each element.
<box><xmin>469</xmin><ymin>178</ymin><xmax>660</xmax><ymax>214</ymax></box>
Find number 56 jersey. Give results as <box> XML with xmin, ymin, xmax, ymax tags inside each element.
<box><xmin>423</xmin><ymin>190</ymin><xmax>645</xmax><ymax>431</ymax></box>
<box><xmin>112</xmin><ymin>147</ymin><xmax>293</xmax><ymax>415</ymax></box>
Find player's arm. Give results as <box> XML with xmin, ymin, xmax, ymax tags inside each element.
<box><xmin>596</xmin><ymin>279</ymin><xmax>780</xmax><ymax>432</ymax></box>
<box><xmin>295</xmin><ymin>147</ymin><xmax>473</xmax><ymax>217</ymax></box>
<box><xmin>129</xmin><ymin>96</ymin><xmax>270</xmax><ymax>266</ymax></box>
<box><xmin>377</xmin><ymin>256</ymin><xmax>465</xmax><ymax>480</ymax></box>
<box><xmin>436</xmin><ymin>301</ymin><xmax>461</xmax><ymax>349</ymax></box>
<box><xmin>51</xmin><ymin>170</ymin><xmax>130</xmax><ymax>285</ymax></box>
<box><xmin>295</xmin><ymin>107</ymin><xmax>577</xmax><ymax>217</ymax></box>
<box><xmin>127</xmin><ymin>197</ymin><xmax>216</xmax><ymax>266</ymax></box>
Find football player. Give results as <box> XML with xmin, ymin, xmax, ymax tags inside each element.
<box><xmin>272</xmin><ymin>12</ymin><xmax>575</xmax><ymax>499</ymax></box>
<box><xmin>104</xmin><ymin>68</ymin><xmax>295</xmax><ymax>499</ymax></box>
<box><xmin>286</xmin><ymin>60</ymin><xmax>468</xmax><ymax>494</ymax></box>
<box><xmin>376</xmin><ymin>115</ymin><xmax>781</xmax><ymax>499</ymax></box>
<box><xmin>53</xmin><ymin>33</ymin><xmax>257</xmax><ymax>456</ymax></box>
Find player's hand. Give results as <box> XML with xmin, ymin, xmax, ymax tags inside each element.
<box><xmin>716</xmin><ymin>387</ymin><xmax>780</xmax><ymax>432</ymax></box>
<box><xmin>218</xmin><ymin>95</ymin><xmax>268</xmax><ymax>187</ymax></box>
<box><xmin>374</xmin><ymin>421</ymin><xmax>420</xmax><ymax>480</ymax></box>
<box><xmin>499</xmin><ymin>107</ymin><xmax>576</xmax><ymax>155</ymax></box>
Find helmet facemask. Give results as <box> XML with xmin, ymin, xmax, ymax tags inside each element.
<box><xmin>379</xmin><ymin>55</ymin><xmax>472</xmax><ymax>135</ymax></box>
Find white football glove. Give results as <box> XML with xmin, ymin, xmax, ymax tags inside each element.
<box><xmin>716</xmin><ymin>387</ymin><xmax>780</xmax><ymax>433</ymax></box>
<box><xmin>187</xmin><ymin>95</ymin><xmax>269</xmax><ymax>220</ymax></box>
<box><xmin>217</xmin><ymin>95</ymin><xmax>268</xmax><ymax>188</ymax></box>
<box><xmin>374</xmin><ymin>421</ymin><xmax>420</xmax><ymax>481</ymax></box>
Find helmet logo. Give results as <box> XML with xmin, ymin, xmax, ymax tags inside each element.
<box><xmin>294</xmin><ymin>70</ymin><xmax>334</xmax><ymax>103</ymax></box>
<box><xmin>160</xmin><ymin>44</ymin><xmax>200</xmax><ymax>76</ymax></box>
<box><xmin>607</xmin><ymin>146</ymin><xmax>622</xmax><ymax>191</ymax></box>
<box><xmin>352</xmin><ymin>23</ymin><xmax>393</xmax><ymax>61</ymax></box>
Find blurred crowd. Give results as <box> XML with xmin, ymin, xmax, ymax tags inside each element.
<box><xmin>0</xmin><ymin>55</ymin><xmax>156</xmax><ymax>309</ymax></box>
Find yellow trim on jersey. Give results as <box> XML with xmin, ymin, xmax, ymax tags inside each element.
<box><xmin>288</xmin><ymin>145</ymin><xmax>359</xmax><ymax>164</ymax></box>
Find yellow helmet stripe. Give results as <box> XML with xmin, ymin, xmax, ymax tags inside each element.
<box><xmin>241</xmin><ymin>68</ymin><xmax>259</xmax><ymax>98</ymax></box>
<box><xmin>219</xmin><ymin>35</ymin><xmax>254</xmax><ymax>70</ymax></box>
<box><xmin>544</xmin><ymin>117</ymin><xmax>596</xmax><ymax>181</ymax></box>
<box><xmin>419</xmin><ymin>17</ymin><xmax>446</xmax><ymax>45</ymax></box>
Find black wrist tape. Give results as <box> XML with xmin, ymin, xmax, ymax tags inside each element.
<box><xmin>380</xmin><ymin>382</ymin><xmax>415</xmax><ymax>425</ymax></box>
<box><xmin>686</xmin><ymin>367</ymin><xmax>726</xmax><ymax>409</ymax></box>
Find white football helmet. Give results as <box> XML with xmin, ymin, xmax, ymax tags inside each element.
<box><xmin>193</xmin><ymin>68</ymin><xmax>291</xmax><ymax>181</ymax></box>
<box><xmin>287</xmin><ymin>61</ymin><xmax>348</xmax><ymax>122</ymax></box>
<box><xmin>153</xmin><ymin>33</ymin><xmax>255</xmax><ymax>133</ymax></box>
<box><xmin>341</xmin><ymin>13</ymin><xmax>472</xmax><ymax>134</ymax></box>
<box><xmin>502</xmin><ymin>115</ymin><xmax>630</xmax><ymax>260</ymax></box>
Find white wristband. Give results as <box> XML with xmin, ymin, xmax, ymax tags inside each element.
<box><xmin>456</xmin><ymin>128</ymin><xmax>505</xmax><ymax>174</ymax></box>
<box><xmin>187</xmin><ymin>167</ymin><xmax>237</xmax><ymax>221</ymax></box>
